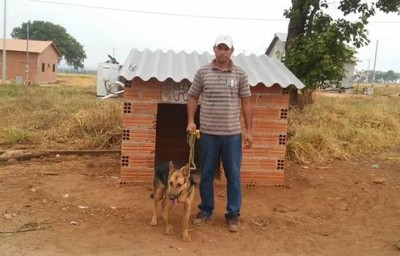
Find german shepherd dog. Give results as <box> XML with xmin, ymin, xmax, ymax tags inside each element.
<box><xmin>149</xmin><ymin>161</ymin><xmax>195</xmax><ymax>241</ymax></box>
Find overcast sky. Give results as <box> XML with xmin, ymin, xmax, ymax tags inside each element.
<box><xmin>2</xmin><ymin>0</ymin><xmax>400</xmax><ymax>72</ymax></box>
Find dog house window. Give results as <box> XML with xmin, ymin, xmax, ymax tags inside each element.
<box><xmin>124</xmin><ymin>80</ymin><xmax>132</xmax><ymax>88</ymax></box>
<box><xmin>282</xmin><ymin>88</ymin><xmax>290</xmax><ymax>95</ymax></box>
<box><xmin>121</xmin><ymin>155</ymin><xmax>129</xmax><ymax>166</ymax></box>
<box><xmin>280</xmin><ymin>108</ymin><xmax>288</xmax><ymax>119</ymax></box>
<box><xmin>122</xmin><ymin>129</ymin><xmax>130</xmax><ymax>140</ymax></box>
<box><xmin>123</xmin><ymin>102</ymin><xmax>132</xmax><ymax>114</ymax></box>
<box><xmin>276</xmin><ymin>159</ymin><xmax>285</xmax><ymax>170</ymax></box>
<box><xmin>278</xmin><ymin>134</ymin><xmax>287</xmax><ymax>145</ymax></box>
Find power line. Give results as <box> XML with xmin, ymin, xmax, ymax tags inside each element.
<box><xmin>27</xmin><ymin>0</ymin><xmax>400</xmax><ymax>24</ymax></box>
<box><xmin>28</xmin><ymin>0</ymin><xmax>288</xmax><ymax>22</ymax></box>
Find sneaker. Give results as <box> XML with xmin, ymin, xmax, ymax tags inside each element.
<box><xmin>227</xmin><ymin>216</ymin><xmax>240</xmax><ymax>232</ymax></box>
<box><xmin>192</xmin><ymin>212</ymin><xmax>209</xmax><ymax>225</ymax></box>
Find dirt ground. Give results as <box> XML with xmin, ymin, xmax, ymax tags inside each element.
<box><xmin>1</xmin><ymin>149</ymin><xmax>400</xmax><ymax>256</ymax></box>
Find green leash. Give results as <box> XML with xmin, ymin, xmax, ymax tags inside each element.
<box><xmin>187</xmin><ymin>130</ymin><xmax>200</xmax><ymax>170</ymax></box>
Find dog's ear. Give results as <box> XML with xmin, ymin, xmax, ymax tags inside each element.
<box><xmin>181</xmin><ymin>163</ymin><xmax>190</xmax><ymax>177</ymax></box>
<box><xmin>169</xmin><ymin>161</ymin><xmax>175</xmax><ymax>175</ymax></box>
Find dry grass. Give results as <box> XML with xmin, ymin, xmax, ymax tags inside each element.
<box><xmin>354</xmin><ymin>82</ymin><xmax>400</xmax><ymax>96</ymax></box>
<box><xmin>1</xmin><ymin>74</ymin><xmax>399</xmax><ymax>164</ymax></box>
<box><xmin>0</xmin><ymin>74</ymin><xmax>122</xmax><ymax>150</ymax></box>
<box><xmin>55</xmin><ymin>73</ymin><xmax>96</xmax><ymax>88</ymax></box>
<box><xmin>287</xmin><ymin>94</ymin><xmax>400</xmax><ymax>163</ymax></box>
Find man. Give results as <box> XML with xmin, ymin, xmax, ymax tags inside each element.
<box><xmin>186</xmin><ymin>34</ymin><xmax>253</xmax><ymax>232</ymax></box>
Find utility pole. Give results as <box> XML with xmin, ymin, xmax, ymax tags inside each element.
<box><xmin>2</xmin><ymin>0</ymin><xmax>6</xmax><ymax>84</ymax></box>
<box><xmin>372</xmin><ymin>40</ymin><xmax>379</xmax><ymax>83</ymax></box>
<box><xmin>26</xmin><ymin>21</ymin><xmax>30</xmax><ymax>83</ymax></box>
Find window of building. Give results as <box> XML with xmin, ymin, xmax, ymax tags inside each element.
<box><xmin>52</xmin><ymin>64</ymin><xmax>56</xmax><ymax>72</ymax></box>
<box><xmin>42</xmin><ymin>63</ymin><xmax>45</xmax><ymax>72</ymax></box>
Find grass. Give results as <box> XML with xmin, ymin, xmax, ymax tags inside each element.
<box><xmin>1</xmin><ymin>75</ymin><xmax>399</xmax><ymax>164</ymax></box>
<box><xmin>354</xmin><ymin>82</ymin><xmax>400</xmax><ymax>96</ymax></box>
<box><xmin>287</xmin><ymin>93</ymin><xmax>400</xmax><ymax>163</ymax></box>
<box><xmin>0</xmin><ymin>77</ymin><xmax>122</xmax><ymax>150</ymax></box>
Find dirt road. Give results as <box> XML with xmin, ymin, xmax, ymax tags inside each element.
<box><xmin>1</xmin><ymin>151</ymin><xmax>399</xmax><ymax>256</ymax></box>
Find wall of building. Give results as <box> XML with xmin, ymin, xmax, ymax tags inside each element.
<box><xmin>121</xmin><ymin>78</ymin><xmax>162</xmax><ymax>183</ymax></box>
<box><xmin>0</xmin><ymin>51</ymin><xmax>39</xmax><ymax>83</ymax></box>
<box><xmin>268</xmin><ymin>40</ymin><xmax>286</xmax><ymax>61</ymax></box>
<box><xmin>240</xmin><ymin>84</ymin><xmax>289</xmax><ymax>186</ymax></box>
<box><xmin>342</xmin><ymin>63</ymin><xmax>355</xmax><ymax>87</ymax></box>
<box><xmin>37</xmin><ymin>46</ymin><xmax>59</xmax><ymax>83</ymax></box>
<box><xmin>0</xmin><ymin>47</ymin><xmax>58</xmax><ymax>84</ymax></box>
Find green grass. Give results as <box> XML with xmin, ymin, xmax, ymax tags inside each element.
<box><xmin>0</xmin><ymin>127</ymin><xmax>34</xmax><ymax>145</ymax></box>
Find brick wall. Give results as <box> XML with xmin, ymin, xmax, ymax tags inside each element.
<box><xmin>37</xmin><ymin>45</ymin><xmax>59</xmax><ymax>83</ymax></box>
<box><xmin>120</xmin><ymin>80</ymin><xmax>290</xmax><ymax>186</ymax></box>
<box><xmin>0</xmin><ymin>47</ymin><xmax>58</xmax><ymax>84</ymax></box>
<box><xmin>120</xmin><ymin>78</ymin><xmax>161</xmax><ymax>183</ymax></box>
<box><xmin>240</xmin><ymin>84</ymin><xmax>289</xmax><ymax>186</ymax></box>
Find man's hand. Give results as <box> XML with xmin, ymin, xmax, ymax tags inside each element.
<box><xmin>186</xmin><ymin>122</ymin><xmax>197</xmax><ymax>134</ymax></box>
<box><xmin>244</xmin><ymin>132</ymin><xmax>253</xmax><ymax>149</ymax></box>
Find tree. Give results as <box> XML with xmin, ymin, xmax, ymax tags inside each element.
<box><xmin>376</xmin><ymin>70</ymin><xmax>400</xmax><ymax>82</ymax></box>
<box><xmin>385</xmin><ymin>70</ymin><xmax>400</xmax><ymax>82</ymax></box>
<box><xmin>11</xmin><ymin>21</ymin><xmax>86</xmax><ymax>69</ymax></box>
<box><xmin>284</xmin><ymin>0</ymin><xmax>400</xmax><ymax>107</ymax></box>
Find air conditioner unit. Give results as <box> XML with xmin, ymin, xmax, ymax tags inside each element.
<box><xmin>96</xmin><ymin>62</ymin><xmax>122</xmax><ymax>97</ymax></box>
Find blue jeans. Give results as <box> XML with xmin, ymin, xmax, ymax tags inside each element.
<box><xmin>198</xmin><ymin>133</ymin><xmax>242</xmax><ymax>219</ymax></box>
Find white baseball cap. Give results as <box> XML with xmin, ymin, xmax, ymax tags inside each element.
<box><xmin>214</xmin><ymin>35</ymin><xmax>234</xmax><ymax>49</ymax></box>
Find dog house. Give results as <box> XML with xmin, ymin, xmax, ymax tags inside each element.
<box><xmin>118</xmin><ymin>49</ymin><xmax>304</xmax><ymax>186</ymax></box>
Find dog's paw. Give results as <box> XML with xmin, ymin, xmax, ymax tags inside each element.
<box><xmin>165</xmin><ymin>225</ymin><xmax>174</xmax><ymax>235</ymax></box>
<box><xmin>183</xmin><ymin>233</ymin><xmax>191</xmax><ymax>242</ymax></box>
<box><xmin>149</xmin><ymin>217</ymin><xmax>157</xmax><ymax>226</ymax></box>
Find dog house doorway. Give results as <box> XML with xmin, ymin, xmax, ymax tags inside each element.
<box><xmin>154</xmin><ymin>103</ymin><xmax>200</xmax><ymax>168</ymax></box>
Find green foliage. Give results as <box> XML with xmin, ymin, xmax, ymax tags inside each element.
<box><xmin>284</xmin><ymin>0</ymin><xmax>400</xmax><ymax>99</ymax></box>
<box><xmin>375</xmin><ymin>70</ymin><xmax>400</xmax><ymax>82</ymax></box>
<box><xmin>11</xmin><ymin>21</ymin><xmax>87</xmax><ymax>69</ymax></box>
<box><xmin>285</xmin><ymin>14</ymin><xmax>357</xmax><ymax>89</ymax></box>
<box><xmin>376</xmin><ymin>0</ymin><xmax>400</xmax><ymax>13</ymax></box>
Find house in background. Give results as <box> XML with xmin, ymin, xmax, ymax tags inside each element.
<box><xmin>117</xmin><ymin>49</ymin><xmax>305</xmax><ymax>186</ymax></box>
<box><xmin>0</xmin><ymin>38</ymin><xmax>61</xmax><ymax>84</ymax></box>
<box><xmin>265</xmin><ymin>33</ymin><xmax>355</xmax><ymax>88</ymax></box>
<box><xmin>265</xmin><ymin>33</ymin><xmax>287</xmax><ymax>61</ymax></box>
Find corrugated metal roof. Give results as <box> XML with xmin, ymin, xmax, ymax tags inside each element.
<box><xmin>119</xmin><ymin>49</ymin><xmax>304</xmax><ymax>89</ymax></box>
<box><xmin>0</xmin><ymin>39</ymin><xmax>61</xmax><ymax>56</ymax></box>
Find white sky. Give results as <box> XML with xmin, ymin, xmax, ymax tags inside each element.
<box><xmin>2</xmin><ymin>0</ymin><xmax>400</xmax><ymax>72</ymax></box>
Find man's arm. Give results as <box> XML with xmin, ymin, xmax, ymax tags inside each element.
<box><xmin>187</xmin><ymin>95</ymin><xmax>199</xmax><ymax>132</ymax></box>
<box><xmin>241</xmin><ymin>97</ymin><xmax>253</xmax><ymax>149</ymax></box>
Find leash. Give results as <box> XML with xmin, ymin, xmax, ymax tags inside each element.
<box><xmin>187</xmin><ymin>130</ymin><xmax>200</xmax><ymax>170</ymax></box>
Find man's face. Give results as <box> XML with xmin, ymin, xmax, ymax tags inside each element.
<box><xmin>213</xmin><ymin>44</ymin><xmax>233</xmax><ymax>63</ymax></box>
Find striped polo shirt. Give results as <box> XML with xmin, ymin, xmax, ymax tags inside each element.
<box><xmin>188</xmin><ymin>60</ymin><xmax>251</xmax><ymax>136</ymax></box>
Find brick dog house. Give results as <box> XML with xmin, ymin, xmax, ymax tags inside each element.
<box><xmin>118</xmin><ymin>49</ymin><xmax>304</xmax><ymax>186</ymax></box>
